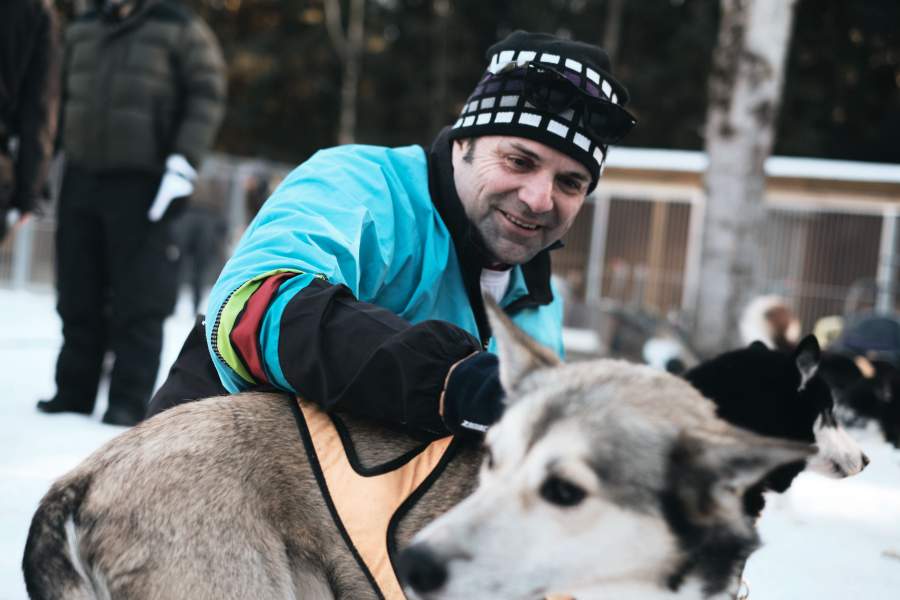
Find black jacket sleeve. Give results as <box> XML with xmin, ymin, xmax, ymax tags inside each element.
<box><xmin>276</xmin><ymin>278</ymin><xmax>483</xmax><ymax>436</ymax></box>
<box><xmin>172</xmin><ymin>16</ymin><xmax>226</xmax><ymax>166</ymax></box>
<box><xmin>13</xmin><ymin>0</ymin><xmax>60</xmax><ymax>213</ymax></box>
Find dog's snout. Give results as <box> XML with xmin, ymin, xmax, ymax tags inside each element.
<box><xmin>862</xmin><ymin>453</ymin><xmax>871</xmax><ymax>468</ymax></box>
<box><xmin>398</xmin><ymin>544</ymin><xmax>448</xmax><ymax>594</ymax></box>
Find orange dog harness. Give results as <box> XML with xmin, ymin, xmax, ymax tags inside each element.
<box><xmin>292</xmin><ymin>398</ymin><xmax>457</xmax><ymax>600</ymax></box>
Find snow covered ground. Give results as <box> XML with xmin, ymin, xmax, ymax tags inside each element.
<box><xmin>1</xmin><ymin>287</ymin><xmax>899</xmax><ymax>599</ymax></box>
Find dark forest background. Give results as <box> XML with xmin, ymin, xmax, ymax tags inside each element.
<box><xmin>62</xmin><ymin>0</ymin><xmax>900</xmax><ymax>167</ymax></box>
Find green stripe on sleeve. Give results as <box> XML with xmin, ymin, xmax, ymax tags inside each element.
<box><xmin>215</xmin><ymin>268</ymin><xmax>306</xmax><ymax>384</ymax></box>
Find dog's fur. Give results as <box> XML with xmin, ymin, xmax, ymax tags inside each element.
<box><xmin>24</xmin><ymin>305</ymin><xmax>811</xmax><ymax>600</ymax></box>
<box><xmin>23</xmin><ymin>392</ymin><xmax>483</xmax><ymax>600</ymax></box>
<box><xmin>684</xmin><ymin>336</ymin><xmax>868</xmax><ymax>516</ymax></box>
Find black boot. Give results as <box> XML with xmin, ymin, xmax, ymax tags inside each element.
<box><xmin>101</xmin><ymin>404</ymin><xmax>144</xmax><ymax>427</ymax></box>
<box><xmin>36</xmin><ymin>396</ymin><xmax>93</xmax><ymax>415</ymax></box>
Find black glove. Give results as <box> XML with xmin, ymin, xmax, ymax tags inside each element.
<box><xmin>440</xmin><ymin>352</ymin><xmax>504</xmax><ymax>435</ymax></box>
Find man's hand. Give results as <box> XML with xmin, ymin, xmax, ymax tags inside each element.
<box><xmin>1</xmin><ymin>209</ymin><xmax>32</xmax><ymax>245</ymax></box>
<box><xmin>10</xmin><ymin>209</ymin><xmax>32</xmax><ymax>228</ymax></box>
<box><xmin>147</xmin><ymin>154</ymin><xmax>197</xmax><ymax>221</ymax></box>
<box><xmin>439</xmin><ymin>352</ymin><xmax>505</xmax><ymax>435</ymax></box>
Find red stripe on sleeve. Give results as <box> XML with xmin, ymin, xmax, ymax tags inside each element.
<box><xmin>230</xmin><ymin>273</ymin><xmax>296</xmax><ymax>384</ymax></box>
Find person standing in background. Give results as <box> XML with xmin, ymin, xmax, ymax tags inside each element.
<box><xmin>37</xmin><ymin>0</ymin><xmax>226</xmax><ymax>426</ymax></box>
<box><xmin>0</xmin><ymin>0</ymin><xmax>61</xmax><ymax>244</ymax></box>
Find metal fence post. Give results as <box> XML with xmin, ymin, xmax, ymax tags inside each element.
<box><xmin>585</xmin><ymin>193</ymin><xmax>611</xmax><ymax>306</ymax></box>
<box><xmin>876</xmin><ymin>206</ymin><xmax>898</xmax><ymax>314</ymax></box>
<box><xmin>680</xmin><ymin>192</ymin><xmax>706</xmax><ymax>327</ymax></box>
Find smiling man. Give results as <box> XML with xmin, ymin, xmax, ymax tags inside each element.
<box><xmin>453</xmin><ymin>136</ymin><xmax>590</xmax><ymax>266</ymax></box>
<box><xmin>148</xmin><ymin>30</ymin><xmax>635</xmax><ymax>436</ymax></box>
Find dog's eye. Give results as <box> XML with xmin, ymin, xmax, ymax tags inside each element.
<box><xmin>539</xmin><ymin>476</ymin><xmax>586</xmax><ymax>507</ymax></box>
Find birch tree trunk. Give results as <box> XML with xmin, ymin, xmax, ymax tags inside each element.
<box><xmin>692</xmin><ymin>0</ymin><xmax>797</xmax><ymax>354</ymax></box>
<box><xmin>325</xmin><ymin>0</ymin><xmax>366</xmax><ymax>145</ymax></box>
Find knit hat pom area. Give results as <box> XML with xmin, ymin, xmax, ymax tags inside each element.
<box><xmin>448</xmin><ymin>30</ymin><xmax>636</xmax><ymax>191</ymax></box>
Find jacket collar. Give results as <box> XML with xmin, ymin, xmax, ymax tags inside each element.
<box><xmin>427</xmin><ymin>127</ymin><xmax>556</xmax><ymax>344</ymax></box>
<box><xmin>100</xmin><ymin>0</ymin><xmax>162</xmax><ymax>38</ymax></box>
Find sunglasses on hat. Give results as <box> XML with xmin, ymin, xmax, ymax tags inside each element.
<box><xmin>503</xmin><ymin>62</ymin><xmax>637</xmax><ymax>145</ymax></box>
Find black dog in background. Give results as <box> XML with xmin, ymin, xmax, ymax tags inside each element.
<box><xmin>737</xmin><ymin>297</ymin><xmax>900</xmax><ymax>449</ymax></box>
<box><xmin>684</xmin><ymin>336</ymin><xmax>870</xmax><ymax>516</ymax></box>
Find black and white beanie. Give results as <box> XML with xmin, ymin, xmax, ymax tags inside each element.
<box><xmin>448</xmin><ymin>31</ymin><xmax>631</xmax><ymax>192</ymax></box>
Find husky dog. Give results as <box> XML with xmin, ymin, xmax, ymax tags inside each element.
<box><xmin>24</xmin><ymin>305</ymin><xmax>810</xmax><ymax>600</ymax></box>
<box><xmin>684</xmin><ymin>336</ymin><xmax>869</xmax><ymax>516</ymax></box>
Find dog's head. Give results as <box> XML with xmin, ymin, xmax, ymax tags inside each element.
<box><xmin>685</xmin><ymin>336</ymin><xmax>869</xmax><ymax>481</ymax></box>
<box><xmin>400</xmin><ymin>302</ymin><xmax>812</xmax><ymax>600</ymax></box>
<box><xmin>820</xmin><ymin>353</ymin><xmax>900</xmax><ymax>449</ymax></box>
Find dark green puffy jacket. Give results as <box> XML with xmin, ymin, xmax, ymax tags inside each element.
<box><xmin>61</xmin><ymin>0</ymin><xmax>225</xmax><ymax>172</ymax></box>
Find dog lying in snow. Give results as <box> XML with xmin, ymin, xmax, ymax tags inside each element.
<box><xmin>684</xmin><ymin>335</ymin><xmax>869</xmax><ymax>516</ymax></box>
<box><xmin>730</xmin><ymin>293</ymin><xmax>877</xmax><ymax>461</ymax></box>
<box><xmin>23</xmin><ymin>303</ymin><xmax>815</xmax><ymax>600</ymax></box>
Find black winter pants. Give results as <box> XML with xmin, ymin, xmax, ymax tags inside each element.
<box><xmin>0</xmin><ymin>150</ymin><xmax>14</xmax><ymax>243</ymax></box>
<box><xmin>52</xmin><ymin>166</ymin><xmax>180</xmax><ymax>416</ymax></box>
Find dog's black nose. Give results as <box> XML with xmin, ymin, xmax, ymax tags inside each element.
<box><xmin>862</xmin><ymin>453</ymin><xmax>870</xmax><ymax>468</ymax></box>
<box><xmin>398</xmin><ymin>544</ymin><xmax>447</xmax><ymax>593</ymax></box>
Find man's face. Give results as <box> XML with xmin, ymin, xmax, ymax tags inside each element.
<box><xmin>452</xmin><ymin>136</ymin><xmax>591</xmax><ymax>265</ymax></box>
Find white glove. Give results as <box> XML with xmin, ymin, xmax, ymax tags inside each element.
<box><xmin>147</xmin><ymin>154</ymin><xmax>197</xmax><ymax>221</ymax></box>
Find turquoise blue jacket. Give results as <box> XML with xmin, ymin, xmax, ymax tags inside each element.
<box><xmin>205</xmin><ymin>137</ymin><xmax>563</xmax><ymax>431</ymax></box>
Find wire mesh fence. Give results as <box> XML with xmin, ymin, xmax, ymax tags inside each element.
<box><xmin>760</xmin><ymin>208</ymin><xmax>886</xmax><ymax>328</ymax></box>
<box><xmin>551</xmin><ymin>191</ymin><xmax>898</xmax><ymax>351</ymax></box>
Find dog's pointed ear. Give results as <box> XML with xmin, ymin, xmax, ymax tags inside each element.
<box><xmin>671</xmin><ymin>429</ymin><xmax>813</xmax><ymax>498</ymax></box>
<box><xmin>793</xmin><ymin>334</ymin><xmax>821</xmax><ymax>389</ymax></box>
<box><xmin>484</xmin><ymin>296</ymin><xmax>561</xmax><ymax>393</ymax></box>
